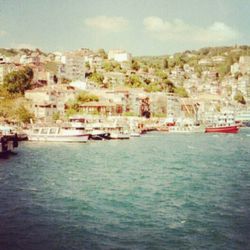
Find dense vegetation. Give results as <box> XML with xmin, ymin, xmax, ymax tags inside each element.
<box><xmin>65</xmin><ymin>91</ymin><xmax>99</xmax><ymax>116</ymax></box>
<box><xmin>0</xmin><ymin>67</ymin><xmax>34</xmax><ymax>123</ymax></box>
<box><xmin>3</xmin><ymin>66</ymin><xmax>34</xmax><ymax>94</ymax></box>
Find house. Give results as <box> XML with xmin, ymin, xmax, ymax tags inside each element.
<box><xmin>239</xmin><ymin>56</ymin><xmax>250</xmax><ymax>74</ymax></box>
<box><xmin>0</xmin><ymin>55</ymin><xmax>11</xmax><ymax>63</ymax></box>
<box><xmin>231</xmin><ymin>63</ymin><xmax>240</xmax><ymax>75</ymax></box>
<box><xmin>198</xmin><ymin>58</ymin><xmax>213</xmax><ymax>66</ymax></box>
<box><xmin>237</xmin><ymin>75</ymin><xmax>250</xmax><ymax>98</ymax></box>
<box><xmin>0</xmin><ymin>63</ymin><xmax>20</xmax><ymax>84</ymax></box>
<box><xmin>33</xmin><ymin>102</ymin><xmax>58</xmax><ymax>120</ymax></box>
<box><xmin>58</xmin><ymin>53</ymin><xmax>85</xmax><ymax>81</ymax></box>
<box><xmin>25</xmin><ymin>85</ymin><xmax>77</xmax><ymax>119</ymax></box>
<box><xmin>108</xmin><ymin>49</ymin><xmax>132</xmax><ymax>62</ymax></box>
<box><xmin>211</xmin><ymin>56</ymin><xmax>226</xmax><ymax>64</ymax></box>
<box><xmin>78</xmin><ymin>101</ymin><xmax>123</xmax><ymax>115</ymax></box>
<box><xmin>20</xmin><ymin>54</ymin><xmax>40</xmax><ymax>65</ymax></box>
<box><xmin>69</xmin><ymin>80</ymin><xmax>88</xmax><ymax>90</ymax></box>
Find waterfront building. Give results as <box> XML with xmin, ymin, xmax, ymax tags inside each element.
<box><xmin>78</xmin><ymin>101</ymin><xmax>123</xmax><ymax>116</ymax></box>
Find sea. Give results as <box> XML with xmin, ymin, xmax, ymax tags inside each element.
<box><xmin>0</xmin><ymin>130</ymin><xmax>250</xmax><ymax>250</ymax></box>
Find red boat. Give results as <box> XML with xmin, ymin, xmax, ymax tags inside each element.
<box><xmin>205</xmin><ymin>125</ymin><xmax>239</xmax><ymax>133</ymax></box>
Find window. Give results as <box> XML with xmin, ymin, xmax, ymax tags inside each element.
<box><xmin>49</xmin><ymin>128</ymin><xmax>58</xmax><ymax>134</ymax></box>
<box><xmin>33</xmin><ymin>128</ymin><xmax>40</xmax><ymax>134</ymax></box>
<box><xmin>40</xmin><ymin>128</ymin><xmax>48</xmax><ymax>134</ymax></box>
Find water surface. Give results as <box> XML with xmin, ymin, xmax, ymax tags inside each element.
<box><xmin>1</xmin><ymin>131</ymin><xmax>250</xmax><ymax>249</ymax></box>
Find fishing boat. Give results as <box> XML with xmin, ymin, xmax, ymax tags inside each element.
<box><xmin>26</xmin><ymin>126</ymin><xmax>89</xmax><ymax>142</ymax></box>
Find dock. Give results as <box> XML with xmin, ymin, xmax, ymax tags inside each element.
<box><xmin>0</xmin><ymin>134</ymin><xmax>19</xmax><ymax>154</ymax></box>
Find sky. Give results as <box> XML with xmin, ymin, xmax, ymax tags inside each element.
<box><xmin>0</xmin><ymin>0</ymin><xmax>250</xmax><ymax>56</ymax></box>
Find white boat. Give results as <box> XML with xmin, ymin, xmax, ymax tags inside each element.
<box><xmin>104</xmin><ymin>124</ymin><xmax>130</xmax><ymax>139</ymax></box>
<box><xmin>69</xmin><ymin>115</ymin><xmax>130</xmax><ymax>140</ymax></box>
<box><xmin>167</xmin><ymin>117</ymin><xmax>204</xmax><ymax>133</ymax></box>
<box><xmin>109</xmin><ymin>131</ymin><xmax>130</xmax><ymax>139</ymax></box>
<box><xmin>168</xmin><ymin>124</ymin><xmax>204</xmax><ymax>133</ymax></box>
<box><xmin>27</xmin><ymin>126</ymin><xmax>89</xmax><ymax>142</ymax></box>
<box><xmin>130</xmin><ymin>131</ymin><xmax>141</xmax><ymax>137</ymax></box>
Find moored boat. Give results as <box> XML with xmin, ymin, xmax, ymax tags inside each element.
<box><xmin>205</xmin><ymin>125</ymin><xmax>239</xmax><ymax>133</ymax></box>
<box><xmin>205</xmin><ymin>111</ymin><xmax>239</xmax><ymax>134</ymax></box>
<box><xmin>26</xmin><ymin>126</ymin><xmax>89</xmax><ymax>142</ymax></box>
<box><xmin>169</xmin><ymin>124</ymin><xmax>204</xmax><ymax>133</ymax></box>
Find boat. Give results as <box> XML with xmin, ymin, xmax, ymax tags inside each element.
<box><xmin>130</xmin><ymin>131</ymin><xmax>141</xmax><ymax>137</ymax></box>
<box><xmin>205</xmin><ymin>111</ymin><xmax>239</xmax><ymax>134</ymax></box>
<box><xmin>26</xmin><ymin>126</ymin><xmax>89</xmax><ymax>142</ymax></box>
<box><xmin>235</xmin><ymin>111</ymin><xmax>250</xmax><ymax>127</ymax></box>
<box><xmin>205</xmin><ymin>125</ymin><xmax>239</xmax><ymax>133</ymax></box>
<box><xmin>69</xmin><ymin>116</ymin><xmax>111</xmax><ymax>140</ymax></box>
<box><xmin>168</xmin><ymin>124</ymin><xmax>204</xmax><ymax>133</ymax></box>
<box><xmin>167</xmin><ymin>117</ymin><xmax>204</xmax><ymax>133</ymax></box>
<box><xmin>103</xmin><ymin>123</ymin><xmax>130</xmax><ymax>139</ymax></box>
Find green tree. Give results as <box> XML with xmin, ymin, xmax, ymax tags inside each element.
<box><xmin>234</xmin><ymin>90</ymin><xmax>246</xmax><ymax>104</ymax></box>
<box><xmin>103</xmin><ymin>61</ymin><xmax>114</xmax><ymax>72</ymax></box>
<box><xmin>125</xmin><ymin>75</ymin><xmax>143</xmax><ymax>88</ymax></box>
<box><xmin>174</xmin><ymin>86</ymin><xmax>189</xmax><ymax>97</ymax></box>
<box><xmin>97</xmin><ymin>49</ymin><xmax>108</xmax><ymax>59</ymax></box>
<box><xmin>76</xmin><ymin>91</ymin><xmax>99</xmax><ymax>103</ymax></box>
<box><xmin>163</xmin><ymin>58</ymin><xmax>169</xmax><ymax>69</ymax></box>
<box><xmin>144</xmin><ymin>78</ymin><xmax>151</xmax><ymax>85</ymax></box>
<box><xmin>143</xmin><ymin>66</ymin><xmax>149</xmax><ymax>73</ymax></box>
<box><xmin>85</xmin><ymin>62</ymin><xmax>90</xmax><ymax>70</ymax></box>
<box><xmin>131</xmin><ymin>59</ymin><xmax>140</xmax><ymax>71</ymax></box>
<box><xmin>3</xmin><ymin>67</ymin><xmax>33</xmax><ymax>94</ymax></box>
<box><xmin>17</xmin><ymin>105</ymin><xmax>34</xmax><ymax>123</ymax></box>
<box><xmin>88</xmin><ymin>72</ymin><xmax>104</xmax><ymax>85</ymax></box>
<box><xmin>52</xmin><ymin>111</ymin><xmax>60</xmax><ymax>121</ymax></box>
<box><xmin>145</xmin><ymin>82</ymin><xmax>161</xmax><ymax>92</ymax></box>
<box><xmin>162</xmin><ymin>79</ymin><xmax>175</xmax><ymax>93</ymax></box>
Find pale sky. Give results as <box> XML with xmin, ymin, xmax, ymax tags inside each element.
<box><xmin>0</xmin><ymin>0</ymin><xmax>249</xmax><ymax>56</ymax></box>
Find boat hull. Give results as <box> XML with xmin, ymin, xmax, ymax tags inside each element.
<box><xmin>109</xmin><ymin>133</ymin><xmax>130</xmax><ymax>139</ymax></box>
<box><xmin>89</xmin><ymin>133</ymin><xmax>111</xmax><ymax>140</ymax></box>
<box><xmin>28</xmin><ymin>134</ymin><xmax>89</xmax><ymax>142</ymax></box>
<box><xmin>205</xmin><ymin>125</ymin><xmax>239</xmax><ymax>133</ymax></box>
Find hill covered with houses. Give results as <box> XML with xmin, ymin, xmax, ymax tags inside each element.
<box><xmin>0</xmin><ymin>45</ymin><xmax>250</xmax><ymax>124</ymax></box>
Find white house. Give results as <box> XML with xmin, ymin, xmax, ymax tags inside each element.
<box><xmin>58</xmin><ymin>53</ymin><xmax>85</xmax><ymax>81</ymax></box>
<box><xmin>108</xmin><ymin>49</ymin><xmax>132</xmax><ymax>62</ymax></box>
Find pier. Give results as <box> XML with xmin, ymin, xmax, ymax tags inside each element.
<box><xmin>0</xmin><ymin>134</ymin><xmax>18</xmax><ymax>155</ymax></box>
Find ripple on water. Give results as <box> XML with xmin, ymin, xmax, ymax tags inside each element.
<box><xmin>0</xmin><ymin>132</ymin><xmax>250</xmax><ymax>249</ymax></box>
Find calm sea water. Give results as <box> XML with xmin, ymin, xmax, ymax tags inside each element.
<box><xmin>1</xmin><ymin>130</ymin><xmax>250</xmax><ymax>250</ymax></box>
